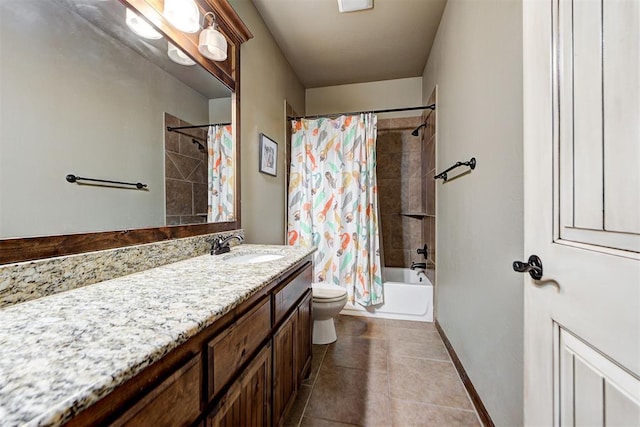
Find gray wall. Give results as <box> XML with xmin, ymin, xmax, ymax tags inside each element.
<box><xmin>422</xmin><ymin>0</ymin><xmax>524</xmax><ymax>425</ymax></box>
<box><xmin>230</xmin><ymin>0</ymin><xmax>306</xmax><ymax>245</ymax></box>
<box><xmin>0</xmin><ymin>1</ymin><xmax>208</xmax><ymax>238</ymax></box>
<box><xmin>209</xmin><ymin>98</ymin><xmax>233</xmax><ymax>123</ymax></box>
<box><xmin>306</xmin><ymin>77</ymin><xmax>423</xmax><ymax>119</ymax></box>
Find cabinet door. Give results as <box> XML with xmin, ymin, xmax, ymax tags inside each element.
<box><xmin>272</xmin><ymin>310</ymin><xmax>297</xmax><ymax>426</ymax></box>
<box><xmin>207</xmin><ymin>344</ymin><xmax>272</xmax><ymax>427</ymax></box>
<box><xmin>111</xmin><ymin>354</ymin><xmax>201</xmax><ymax>427</ymax></box>
<box><xmin>296</xmin><ymin>291</ymin><xmax>312</xmax><ymax>384</ymax></box>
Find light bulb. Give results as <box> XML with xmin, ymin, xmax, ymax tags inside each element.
<box><xmin>125</xmin><ymin>8</ymin><xmax>162</xmax><ymax>40</ymax></box>
<box><xmin>168</xmin><ymin>42</ymin><xmax>196</xmax><ymax>66</ymax></box>
<box><xmin>163</xmin><ymin>0</ymin><xmax>200</xmax><ymax>33</ymax></box>
<box><xmin>198</xmin><ymin>23</ymin><xmax>227</xmax><ymax>61</ymax></box>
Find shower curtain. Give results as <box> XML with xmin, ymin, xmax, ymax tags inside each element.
<box><xmin>207</xmin><ymin>124</ymin><xmax>234</xmax><ymax>222</ymax></box>
<box><xmin>287</xmin><ymin>114</ymin><xmax>383</xmax><ymax>306</ymax></box>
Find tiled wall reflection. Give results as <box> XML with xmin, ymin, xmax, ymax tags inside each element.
<box><xmin>164</xmin><ymin>113</ymin><xmax>208</xmax><ymax>226</ymax></box>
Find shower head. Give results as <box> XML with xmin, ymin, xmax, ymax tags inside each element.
<box><xmin>192</xmin><ymin>138</ymin><xmax>206</xmax><ymax>153</ymax></box>
<box><xmin>411</xmin><ymin>123</ymin><xmax>427</xmax><ymax>136</ymax></box>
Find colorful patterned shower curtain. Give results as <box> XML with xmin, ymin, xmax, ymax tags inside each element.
<box><xmin>207</xmin><ymin>125</ymin><xmax>234</xmax><ymax>222</ymax></box>
<box><xmin>287</xmin><ymin>114</ymin><xmax>383</xmax><ymax>306</ymax></box>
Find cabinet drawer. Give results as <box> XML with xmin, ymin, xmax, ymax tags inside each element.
<box><xmin>111</xmin><ymin>354</ymin><xmax>201</xmax><ymax>427</ymax></box>
<box><xmin>207</xmin><ymin>298</ymin><xmax>271</xmax><ymax>401</ymax></box>
<box><xmin>273</xmin><ymin>263</ymin><xmax>312</xmax><ymax>325</ymax></box>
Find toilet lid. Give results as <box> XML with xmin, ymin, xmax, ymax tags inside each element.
<box><xmin>312</xmin><ymin>284</ymin><xmax>347</xmax><ymax>300</ymax></box>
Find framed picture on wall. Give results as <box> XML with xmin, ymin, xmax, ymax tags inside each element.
<box><xmin>259</xmin><ymin>133</ymin><xmax>278</xmax><ymax>176</ymax></box>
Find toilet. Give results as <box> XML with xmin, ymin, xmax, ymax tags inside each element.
<box><xmin>312</xmin><ymin>283</ymin><xmax>348</xmax><ymax>344</ymax></box>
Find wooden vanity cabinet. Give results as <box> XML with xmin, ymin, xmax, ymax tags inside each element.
<box><xmin>273</xmin><ymin>309</ymin><xmax>297</xmax><ymax>425</ymax></box>
<box><xmin>111</xmin><ymin>354</ymin><xmax>202</xmax><ymax>427</ymax></box>
<box><xmin>273</xmin><ymin>263</ymin><xmax>313</xmax><ymax>324</ymax></box>
<box><xmin>207</xmin><ymin>298</ymin><xmax>271</xmax><ymax>401</ymax></box>
<box><xmin>271</xmin><ymin>291</ymin><xmax>313</xmax><ymax>426</ymax></box>
<box><xmin>207</xmin><ymin>343</ymin><xmax>272</xmax><ymax>427</ymax></box>
<box><xmin>68</xmin><ymin>257</ymin><xmax>312</xmax><ymax>427</ymax></box>
<box><xmin>208</xmin><ymin>261</ymin><xmax>313</xmax><ymax>427</ymax></box>
<box><xmin>296</xmin><ymin>292</ymin><xmax>313</xmax><ymax>385</ymax></box>
<box><xmin>272</xmin><ymin>266</ymin><xmax>313</xmax><ymax>426</ymax></box>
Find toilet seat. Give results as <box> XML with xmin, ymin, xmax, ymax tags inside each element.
<box><xmin>312</xmin><ymin>284</ymin><xmax>347</xmax><ymax>302</ymax></box>
<box><xmin>313</xmin><ymin>295</ymin><xmax>346</xmax><ymax>303</ymax></box>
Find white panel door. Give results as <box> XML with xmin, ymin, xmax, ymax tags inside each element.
<box><xmin>523</xmin><ymin>0</ymin><xmax>640</xmax><ymax>425</ymax></box>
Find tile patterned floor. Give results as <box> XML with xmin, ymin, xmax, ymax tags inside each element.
<box><xmin>284</xmin><ymin>315</ymin><xmax>481</xmax><ymax>427</ymax></box>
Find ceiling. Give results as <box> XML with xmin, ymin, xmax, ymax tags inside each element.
<box><xmin>251</xmin><ymin>0</ymin><xmax>447</xmax><ymax>88</ymax></box>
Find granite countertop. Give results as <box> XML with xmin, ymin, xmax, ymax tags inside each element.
<box><xmin>0</xmin><ymin>244</ymin><xmax>315</xmax><ymax>427</ymax></box>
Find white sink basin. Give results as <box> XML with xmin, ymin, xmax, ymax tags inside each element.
<box><xmin>225</xmin><ymin>253</ymin><xmax>285</xmax><ymax>264</ymax></box>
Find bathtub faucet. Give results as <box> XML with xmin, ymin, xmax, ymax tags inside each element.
<box><xmin>410</xmin><ymin>261</ymin><xmax>426</xmax><ymax>270</ymax></box>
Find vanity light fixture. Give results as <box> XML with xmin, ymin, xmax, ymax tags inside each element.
<box><xmin>167</xmin><ymin>42</ymin><xmax>196</xmax><ymax>66</ymax></box>
<box><xmin>198</xmin><ymin>12</ymin><xmax>227</xmax><ymax>61</ymax></box>
<box><xmin>125</xmin><ymin>8</ymin><xmax>162</xmax><ymax>39</ymax></box>
<box><xmin>337</xmin><ymin>0</ymin><xmax>373</xmax><ymax>13</ymax></box>
<box><xmin>163</xmin><ymin>0</ymin><xmax>200</xmax><ymax>33</ymax></box>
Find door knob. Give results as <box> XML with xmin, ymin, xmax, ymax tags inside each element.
<box><xmin>512</xmin><ymin>255</ymin><xmax>543</xmax><ymax>280</ymax></box>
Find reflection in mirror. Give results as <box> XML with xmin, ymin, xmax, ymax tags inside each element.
<box><xmin>164</xmin><ymin>114</ymin><xmax>234</xmax><ymax>225</ymax></box>
<box><xmin>0</xmin><ymin>0</ymin><xmax>234</xmax><ymax>240</ymax></box>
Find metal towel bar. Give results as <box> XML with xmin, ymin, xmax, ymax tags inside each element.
<box><xmin>434</xmin><ymin>157</ymin><xmax>476</xmax><ymax>182</ymax></box>
<box><xmin>66</xmin><ymin>174</ymin><xmax>147</xmax><ymax>189</ymax></box>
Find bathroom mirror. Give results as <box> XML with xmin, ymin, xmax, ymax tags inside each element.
<box><xmin>0</xmin><ymin>0</ymin><xmax>249</xmax><ymax>262</ymax></box>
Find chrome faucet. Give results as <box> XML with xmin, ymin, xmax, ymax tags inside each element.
<box><xmin>410</xmin><ymin>261</ymin><xmax>426</xmax><ymax>270</ymax></box>
<box><xmin>211</xmin><ymin>234</ymin><xmax>244</xmax><ymax>255</ymax></box>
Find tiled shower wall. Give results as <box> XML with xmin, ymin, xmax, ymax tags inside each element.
<box><xmin>377</xmin><ymin>117</ymin><xmax>425</xmax><ymax>268</ymax></box>
<box><xmin>422</xmin><ymin>90</ymin><xmax>437</xmax><ymax>283</ymax></box>
<box><xmin>164</xmin><ymin>113</ymin><xmax>208</xmax><ymax>226</ymax></box>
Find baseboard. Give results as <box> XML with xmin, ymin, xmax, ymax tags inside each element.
<box><xmin>435</xmin><ymin>320</ymin><xmax>495</xmax><ymax>427</ymax></box>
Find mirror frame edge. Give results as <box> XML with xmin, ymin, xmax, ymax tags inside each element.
<box><xmin>0</xmin><ymin>0</ymin><xmax>252</xmax><ymax>266</ymax></box>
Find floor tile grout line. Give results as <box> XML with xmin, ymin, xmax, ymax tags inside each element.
<box><xmin>312</xmin><ymin>344</ymin><xmax>329</xmax><ymax>388</ymax></box>
<box><xmin>389</xmin><ymin>396</ymin><xmax>479</xmax><ymax>413</ymax></box>
<box><xmin>385</xmin><ymin>333</ymin><xmax>394</xmax><ymax>427</ymax></box>
<box><xmin>302</xmin><ymin>316</ymin><xmax>481</xmax><ymax>426</ymax></box>
<box><xmin>297</xmin><ymin>344</ymin><xmax>329</xmax><ymax>426</ymax></box>
<box><xmin>299</xmin><ymin>414</ymin><xmax>361</xmax><ymax>427</ymax></box>
<box><xmin>449</xmin><ymin>360</ymin><xmax>484</xmax><ymax>426</ymax></box>
<box><xmin>324</xmin><ymin>363</ymin><xmax>388</xmax><ymax>373</ymax></box>
<box><xmin>383</xmin><ymin>316</ymin><xmax>480</xmax><ymax>424</ymax></box>
<box><xmin>389</xmin><ymin>346</ymin><xmax>480</xmax><ymax>421</ymax></box>
<box><xmin>294</xmin><ymin>389</ymin><xmax>313</xmax><ymax>427</ymax></box>
<box><xmin>388</xmin><ymin>354</ymin><xmax>453</xmax><ymax>363</ymax></box>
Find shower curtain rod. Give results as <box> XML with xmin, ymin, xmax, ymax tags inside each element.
<box><xmin>166</xmin><ymin>122</ymin><xmax>231</xmax><ymax>132</ymax></box>
<box><xmin>287</xmin><ymin>104</ymin><xmax>436</xmax><ymax>121</ymax></box>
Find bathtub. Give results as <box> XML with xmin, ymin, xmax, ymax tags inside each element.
<box><xmin>340</xmin><ymin>267</ymin><xmax>433</xmax><ymax>322</ymax></box>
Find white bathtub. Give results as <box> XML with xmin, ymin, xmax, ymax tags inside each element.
<box><xmin>340</xmin><ymin>267</ymin><xmax>433</xmax><ymax>322</ymax></box>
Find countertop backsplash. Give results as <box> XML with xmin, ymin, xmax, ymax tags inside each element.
<box><xmin>0</xmin><ymin>230</ymin><xmax>244</xmax><ymax>308</ymax></box>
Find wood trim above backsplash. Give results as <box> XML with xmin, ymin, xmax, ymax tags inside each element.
<box><xmin>0</xmin><ymin>222</ymin><xmax>237</xmax><ymax>265</ymax></box>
